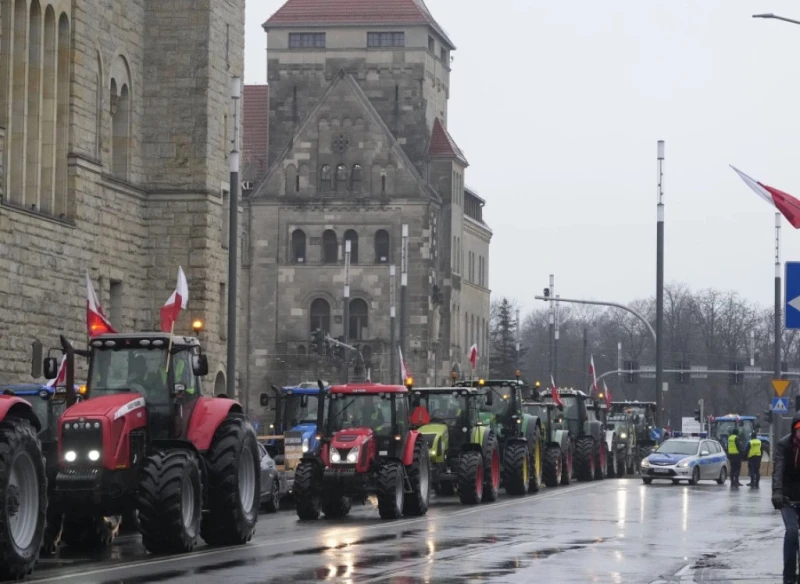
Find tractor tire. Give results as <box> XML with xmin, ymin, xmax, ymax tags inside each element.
<box><xmin>560</xmin><ymin>446</ymin><xmax>572</xmax><ymax>485</ymax></box>
<box><xmin>377</xmin><ymin>461</ymin><xmax>404</xmax><ymax>519</ymax></box>
<box><xmin>457</xmin><ymin>451</ymin><xmax>483</xmax><ymax>505</ymax></box>
<box><xmin>293</xmin><ymin>460</ymin><xmax>322</xmax><ymax>520</ymax></box>
<box><xmin>616</xmin><ymin>452</ymin><xmax>626</xmax><ymax>478</ymax></box>
<box><xmin>0</xmin><ymin>418</ymin><xmax>47</xmax><ymax>581</ymax></box>
<box><xmin>543</xmin><ymin>446</ymin><xmax>563</xmax><ymax>487</ymax></box>
<box><xmin>321</xmin><ymin>488</ymin><xmax>351</xmax><ymax>519</ymax></box>
<box><xmin>403</xmin><ymin>439</ymin><xmax>430</xmax><ymax>516</ymax></box>
<box><xmin>594</xmin><ymin>441</ymin><xmax>607</xmax><ymax>481</ymax></box>
<box><xmin>502</xmin><ymin>442</ymin><xmax>530</xmax><ymax>496</ymax></box>
<box><xmin>574</xmin><ymin>437</ymin><xmax>595</xmax><ymax>482</ymax></box>
<box><xmin>137</xmin><ymin>450</ymin><xmax>202</xmax><ymax>554</ymax></box>
<box><xmin>200</xmin><ymin>415</ymin><xmax>260</xmax><ymax>547</ymax></box>
<box><xmin>528</xmin><ymin>434</ymin><xmax>543</xmax><ymax>493</ymax></box>
<box><xmin>61</xmin><ymin>515</ymin><xmax>120</xmax><ymax>550</ymax></box>
<box><xmin>40</xmin><ymin>507</ymin><xmax>63</xmax><ymax>557</ymax></box>
<box><xmin>481</xmin><ymin>432</ymin><xmax>500</xmax><ymax>502</ymax></box>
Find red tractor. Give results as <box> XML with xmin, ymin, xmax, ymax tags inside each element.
<box><xmin>293</xmin><ymin>381</ymin><xmax>430</xmax><ymax>520</ymax></box>
<box><xmin>45</xmin><ymin>332</ymin><xmax>260</xmax><ymax>554</ymax></box>
<box><xmin>0</xmin><ymin>396</ymin><xmax>48</xmax><ymax>580</ymax></box>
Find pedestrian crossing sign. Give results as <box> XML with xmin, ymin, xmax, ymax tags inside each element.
<box><xmin>772</xmin><ymin>397</ymin><xmax>789</xmax><ymax>413</ymax></box>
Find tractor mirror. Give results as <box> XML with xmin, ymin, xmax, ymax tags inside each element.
<box><xmin>192</xmin><ymin>354</ymin><xmax>209</xmax><ymax>377</ymax></box>
<box><xmin>43</xmin><ymin>357</ymin><xmax>59</xmax><ymax>380</ymax></box>
<box><xmin>260</xmin><ymin>393</ymin><xmax>270</xmax><ymax>407</ymax></box>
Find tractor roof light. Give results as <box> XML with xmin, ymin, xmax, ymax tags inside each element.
<box><xmin>78</xmin><ymin>385</ymin><xmax>88</xmax><ymax>396</ymax></box>
<box><xmin>515</xmin><ymin>370</ymin><xmax>521</xmax><ymax>379</ymax></box>
<box><xmin>478</xmin><ymin>379</ymin><xmax>485</xmax><ymax>386</ymax></box>
<box><xmin>405</xmin><ymin>377</ymin><xmax>414</xmax><ymax>388</ymax></box>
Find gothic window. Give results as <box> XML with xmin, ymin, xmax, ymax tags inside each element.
<box><xmin>344</xmin><ymin>230</ymin><xmax>359</xmax><ymax>264</ymax></box>
<box><xmin>374</xmin><ymin>230</ymin><xmax>390</xmax><ymax>263</ymax></box>
<box><xmin>322</xmin><ymin>230</ymin><xmax>338</xmax><ymax>264</ymax></box>
<box><xmin>310</xmin><ymin>299</ymin><xmax>331</xmax><ymax>334</ymax></box>
<box><xmin>352</xmin><ymin>164</ymin><xmax>363</xmax><ymax>193</ymax></box>
<box><xmin>320</xmin><ymin>164</ymin><xmax>332</xmax><ymax>192</ymax></box>
<box><xmin>111</xmin><ymin>79</ymin><xmax>130</xmax><ymax>180</ymax></box>
<box><xmin>349</xmin><ymin>299</ymin><xmax>368</xmax><ymax>340</ymax></box>
<box><xmin>335</xmin><ymin>164</ymin><xmax>348</xmax><ymax>192</ymax></box>
<box><xmin>291</xmin><ymin>229</ymin><xmax>306</xmax><ymax>263</ymax></box>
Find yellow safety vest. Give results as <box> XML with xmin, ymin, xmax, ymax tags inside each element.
<box><xmin>728</xmin><ymin>434</ymin><xmax>739</xmax><ymax>455</ymax></box>
<box><xmin>748</xmin><ymin>438</ymin><xmax>762</xmax><ymax>458</ymax></box>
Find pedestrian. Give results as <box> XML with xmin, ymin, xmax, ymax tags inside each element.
<box><xmin>771</xmin><ymin>412</ymin><xmax>800</xmax><ymax>584</ymax></box>
<box><xmin>728</xmin><ymin>428</ymin><xmax>744</xmax><ymax>487</ymax></box>
<box><xmin>746</xmin><ymin>431</ymin><xmax>762</xmax><ymax>488</ymax></box>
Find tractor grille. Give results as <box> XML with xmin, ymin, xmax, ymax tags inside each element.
<box><xmin>337</xmin><ymin>435</ymin><xmax>358</xmax><ymax>443</ymax></box>
<box><xmin>61</xmin><ymin>420</ymin><xmax>103</xmax><ymax>463</ymax></box>
<box><xmin>325</xmin><ymin>468</ymin><xmax>356</xmax><ymax>477</ymax></box>
<box><xmin>57</xmin><ymin>468</ymin><xmax>100</xmax><ymax>481</ymax></box>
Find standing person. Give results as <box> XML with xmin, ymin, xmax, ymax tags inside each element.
<box><xmin>728</xmin><ymin>428</ymin><xmax>744</xmax><ymax>487</ymax></box>
<box><xmin>746</xmin><ymin>431</ymin><xmax>763</xmax><ymax>488</ymax></box>
<box><xmin>771</xmin><ymin>413</ymin><xmax>800</xmax><ymax>584</ymax></box>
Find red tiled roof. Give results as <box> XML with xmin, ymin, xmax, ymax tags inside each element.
<box><xmin>264</xmin><ymin>0</ymin><xmax>454</xmax><ymax>48</ymax></box>
<box><xmin>428</xmin><ymin>118</ymin><xmax>468</xmax><ymax>166</ymax></box>
<box><xmin>242</xmin><ymin>85</ymin><xmax>269</xmax><ymax>184</ymax></box>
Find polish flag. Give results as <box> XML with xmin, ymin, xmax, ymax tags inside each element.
<box><xmin>398</xmin><ymin>346</ymin><xmax>409</xmax><ymax>383</ymax></box>
<box><xmin>160</xmin><ymin>266</ymin><xmax>189</xmax><ymax>333</ymax></box>
<box><xmin>468</xmin><ymin>344</ymin><xmax>478</xmax><ymax>369</ymax></box>
<box><xmin>590</xmin><ymin>355</ymin><xmax>598</xmax><ymax>394</ymax></box>
<box><xmin>731</xmin><ymin>166</ymin><xmax>800</xmax><ymax>228</ymax></box>
<box><xmin>603</xmin><ymin>380</ymin><xmax>611</xmax><ymax>406</ymax></box>
<box><xmin>550</xmin><ymin>374</ymin><xmax>564</xmax><ymax>408</ymax></box>
<box><xmin>46</xmin><ymin>355</ymin><xmax>67</xmax><ymax>389</ymax></box>
<box><xmin>86</xmin><ymin>272</ymin><xmax>116</xmax><ymax>338</ymax></box>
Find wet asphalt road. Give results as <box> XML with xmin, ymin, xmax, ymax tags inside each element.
<box><xmin>27</xmin><ymin>477</ymin><xmax>777</xmax><ymax>584</ymax></box>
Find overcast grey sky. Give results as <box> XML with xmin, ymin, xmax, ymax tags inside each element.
<box><xmin>244</xmin><ymin>0</ymin><xmax>800</xmax><ymax>315</ymax></box>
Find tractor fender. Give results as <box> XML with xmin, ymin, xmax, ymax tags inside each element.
<box><xmin>584</xmin><ymin>420</ymin><xmax>603</xmax><ymax>442</ymax></box>
<box><xmin>554</xmin><ymin>428</ymin><xmax>570</xmax><ymax>452</ymax></box>
<box><xmin>402</xmin><ymin>430</ymin><xmax>423</xmax><ymax>466</ymax></box>
<box><xmin>471</xmin><ymin>425</ymin><xmax>488</xmax><ymax>448</ymax></box>
<box><xmin>0</xmin><ymin>396</ymin><xmax>41</xmax><ymax>431</ymax></box>
<box><xmin>187</xmin><ymin>397</ymin><xmax>244</xmax><ymax>452</ymax></box>
<box><xmin>605</xmin><ymin>430</ymin><xmax>616</xmax><ymax>453</ymax></box>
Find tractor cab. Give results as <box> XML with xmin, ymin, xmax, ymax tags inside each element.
<box><xmin>540</xmin><ymin>388</ymin><xmax>590</xmax><ymax>438</ymax></box>
<box><xmin>457</xmin><ymin>376</ymin><xmax>537</xmax><ymax>441</ymax></box>
<box><xmin>710</xmin><ymin>415</ymin><xmax>760</xmax><ymax>453</ymax></box>
<box><xmin>261</xmin><ymin>381</ymin><xmax>329</xmax><ymax>458</ymax></box>
<box><xmin>409</xmin><ymin>387</ymin><xmax>482</xmax><ymax>462</ymax></box>
<box><xmin>611</xmin><ymin>401</ymin><xmax>658</xmax><ymax>443</ymax></box>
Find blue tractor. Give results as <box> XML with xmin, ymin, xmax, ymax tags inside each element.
<box><xmin>709</xmin><ymin>414</ymin><xmax>770</xmax><ymax>457</ymax></box>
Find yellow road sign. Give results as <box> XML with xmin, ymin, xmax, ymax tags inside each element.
<box><xmin>772</xmin><ymin>379</ymin><xmax>791</xmax><ymax>397</ymax></box>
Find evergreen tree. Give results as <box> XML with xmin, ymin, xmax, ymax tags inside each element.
<box><xmin>490</xmin><ymin>298</ymin><xmax>525</xmax><ymax>377</ymax></box>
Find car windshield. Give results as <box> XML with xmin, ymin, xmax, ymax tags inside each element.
<box><xmin>283</xmin><ymin>394</ymin><xmax>322</xmax><ymax>427</ymax></box>
<box><xmin>328</xmin><ymin>393</ymin><xmax>394</xmax><ymax>437</ymax></box>
<box><xmin>656</xmin><ymin>441</ymin><xmax>698</xmax><ymax>456</ymax></box>
<box><xmin>89</xmin><ymin>347</ymin><xmax>169</xmax><ymax>405</ymax></box>
<box><xmin>418</xmin><ymin>393</ymin><xmax>465</xmax><ymax>427</ymax></box>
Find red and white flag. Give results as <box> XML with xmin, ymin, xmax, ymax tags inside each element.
<box><xmin>589</xmin><ymin>354</ymin><xmax>598</xmax><ymax>394</ymax></box>
<box><xmin>603</xmin><ymin>380</ymin><xmax>611</xmax><ymax>406</ymax></box>
<box><xmin>731</xmin><ymin>166</ymin><xmax>800</xmax><ymax>228</ymax></box>
<box><xmin>468</xmin><ymin>344</ymin><xmax>478</xmax><ymax>369</ymax></box>
<box><xmin>398</xmin><ymin>346</ymin><xmax>409</xmax><ymax>383</ymax></box>
<box><xmin>46</xmin><ymin>355</ymin><xmax>67</xmax><ymax>389</ymax></box>
<box><xmin>86</xmin><ymin>271</ymin><xmax>116</xmax><ymax>338</ymax></box>
<box><xmin>160</xmin><ymin>266</ymin><xmax>189</xmax><ymax>333</ymax></box>
<box><xmin>550</xmin><ymin>374</ymin><xmax>564</xmax><ymax>408</ymax></box>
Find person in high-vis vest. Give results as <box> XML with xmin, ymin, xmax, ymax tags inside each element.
<box><xmin>157</xmin><ymin>357</ymin><xmax>196</xmax><ymax>396</ymax></box>
<box><xmin>727</xmin><ymin>428</ymin><xmax>744</xmax><ymax>487</ymax></box>
<box><xmin>746</xmin><ymin>431</ymin><xmax>763</xmax><ymax>488</ymax></box>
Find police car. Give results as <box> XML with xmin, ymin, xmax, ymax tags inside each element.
<box><xmin>641</xmin><ymin>437</ymin><xmax>729</xmax><ymax>485</ymax></box>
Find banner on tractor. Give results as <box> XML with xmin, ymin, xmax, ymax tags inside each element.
<box><xmin>284</xmin><ymin>430</ymin><xmax>305</xmax><ymax>471</ymax></box>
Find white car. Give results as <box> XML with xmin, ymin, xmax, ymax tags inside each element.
<box><xmin>641</xmin><ymin>438</ymin><xmax>729</xmax><ymax>485</ymax></box>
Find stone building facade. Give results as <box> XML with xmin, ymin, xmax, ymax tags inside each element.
<box><xmin>241</xmin><ymin>84</ymin><xmax>269</xmax><ymax>193</ymax></box>
<box><xmin>0</xmin><ymin>0</ymin><xmax>247</xmax><ymax>398</ymax></box>
<box><xmin>246</xmin><ymin>0</ymin><xmax>492</xmax><ymax>392</ymax></box>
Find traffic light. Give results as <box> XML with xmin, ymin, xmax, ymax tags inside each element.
<box><xmin>764</xmin><ymin>410</ymin><xmax>773</xmax><ymax>424</ymax></box>
<box><xmin>693</xmin><ymin>409</ymin><xmax>701</xmax><ymax>422</ymax></box>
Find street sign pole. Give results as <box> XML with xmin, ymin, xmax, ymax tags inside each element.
<box><xmin>775</xmin><ymin>214</ymin><xmax>782</xmax><ymax>443</ymax></box>
<box><xmin>655</xmin><ymin>140</ymin><xmax>665</xmax><ymax>429</ymax></box>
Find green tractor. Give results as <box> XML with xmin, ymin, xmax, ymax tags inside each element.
<box><xmin>522</xmin><ymin>399</ymin><xmax>572</xmax><ymax>487</ymax></box>
<box><xmin>605</xmin><ymin>406</ymin><xmax>637</xmax><ymax>477</ymax></box>
<box><xmin>610</xmin><ymin>401</ymin><xmax>658</xmax><ymax>469</ymax></box>
<box><xmin>456</xmin><ymin>376</ymin><xmax>544</xmax><ymax>496</ymax></box>
<box><xmin>409</xmin><ymin>385</ymin><xmax>501</xmax><ymax>504</ymax></box>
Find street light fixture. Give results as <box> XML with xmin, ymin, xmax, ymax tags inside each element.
<box><xmin>752</xmin><ymin>13</ymin><xmax>800</xmax><ymax>26</ymax></box>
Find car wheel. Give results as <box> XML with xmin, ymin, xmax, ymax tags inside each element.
<box><xmin>716</xmin><ymin>466</ymin><xmax>728</xmax><ymax>485</ymax></box>
<box><xmin>642</xmin><ymin>477</ymin><xmax>652</xmax><ymax>484</ymax></box>
<box><xmin>688</xmin><ymin>467</ymin><xmax>700</xmax><ymax>486</ymax></box>
<box><xmin>671</xmin><ymin>479</ymin><xmax>680</xmax><ymax>485</ymax></box>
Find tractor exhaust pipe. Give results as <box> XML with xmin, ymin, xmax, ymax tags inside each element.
<box><xmin>59</xmin><ymin>335</ymin><xmax>77</xmax><ymax>406</ymax></box>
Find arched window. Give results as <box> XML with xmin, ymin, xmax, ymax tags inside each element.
<box><xmin>344</xmin><ymin>229</ymin><xmax>359</xmax><ymax>265</ymax></box>
<box><xmin>349</xmin><ymin>298</ymin><xmax>368</xmax><ymax>340</ymax></box>
<box><xmin>291</xmin><ymin>229</ymin><xmax>306</xmax><ymax>263</ymax></box>
<box><xmin>335</xmin><ymin>164</ymin><xmax>348</xmax><ymax>192</ymax></box>
<box><xmin>285</xmin><ymin>164</ymin><xmax>297</xmax><ymax>195</ymax></box>
<box><xmin>111</xmin><ymin>79</ymin><xmax>130</xmax><ymax>180</ymax></box>
<box><xmin>320</xmin><ymin>164</ymin><xmax>332</xmax><ymax>192</ymax></box>
<box><xmin>322</xmin><ymin>230</ymin><xmax>338</xmax><ymax>264</ymax></box>
<box><xmin>352</xmin><ymin>164</ymin><xmax>363</xmax><ymax>193</ymax></box>
<box><xmin>374</xmin><ymin>229</ymin><xmax>390</xmax><ymax>263</ymax></box>
<box><xmin>310</xmin><ymin>299</ymin><xmax>331</xmax><ymax>334</ymax></box>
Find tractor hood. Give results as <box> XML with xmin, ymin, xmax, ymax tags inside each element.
<box><xmin>418</xmin><ymin>422</ymin><xmax>448</xmax><ymax>437</ymax></box>
<box><xmin>62</xmin><ymin>393</ymin><xmax>146</xmax><ymax>422</ymax></box>
<box><xmin>331</xmin><ymin>427</ymin><xmax>374</xmax><ymax>450</ymax></box>
<box><xmin>292</xmin><ymin>422</ymin><xmax>319</xmax><ymax>450</ymax></box>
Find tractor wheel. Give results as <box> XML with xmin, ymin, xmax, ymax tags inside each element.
<box><xmin>293</xmin><ymin>460</ymin><xmax>322</xmax><ymax>520</ymax></box>
<box><xmin>0</xmin><ymin>418</ymin><xmax>47</xmax><ymax>581</ymax></box>
<box><xmin>574</xmin><ymin>437</ymin><xmax>595</xmax><ymax>482</ymax></box>
<box><xmin>528</xmin><ymin>434</ymin><xmax>543</xmax><ymax>493</ymax></box>
<box><xmin>322</xmin><ymin>488</ymin><xmax>351</xmax><ymax>519</ymax></box>
<box><xmin>137</xmin><ymin>450</ymin><xmax>202</xmax><ymax>554</ymax></box>
<box><xmin>40</xmin><ymin>507</ymin><xmax>63</xmax><ymax>557</ymax></box>
<box><xmin>616</xmin><ymin>452</ymin><xmax>626</xmax><ymax>478</ymax></box>
<box><xmin>594</xmin><ymin>441</ymin><xmax>607</xmax><ymax>480</ymax></box>
<box><xmin>560</xmin><ymin>446</ymin><xmax>572</xmax><ymax>485</ymax></box>
<box><xmin>200</xmin><ymin>415</ymin><xmax>260</xmax><ymax>546</ymax></box>
<box><xmin>481</xmin><ymin>432</ymin><xmax>500</xmax><ymax>502</ymax></box>
<box><xmin>403</xmin><ymin>439</ymin><xmax>430</xmax><ymax>516</ymax></box>
<box><xmin>377</xmin><ymin>461</ymin><xmax>404</xmax><ymax>519</ymax></box>
<box><xmin>61</xmin><ymin>515</ymin><xmax>120</xmax><ymax>550</ymax></box>
<box><xmin>457</xmin><ymin>451</ymin><xmax>483</xmax><ymax>505</ymax></box>
<box><xmin>502</xmin><ymin>442</ymin><xmax>530</xmax><ymax>496</ymax></box>
<box><xmin>543</xmin><ymin>446</ymin><xmax>562</xmax><ymax>487</ymax></box>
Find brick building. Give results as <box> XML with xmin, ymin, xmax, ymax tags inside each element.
<box><xmin>245</xmin><ymin>0</ymin><xmax>492</xmax><ymax>392</ymax></box>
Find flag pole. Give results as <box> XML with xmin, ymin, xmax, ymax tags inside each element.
<box><xmin>165</xmin><ymin>320</ymin><xmax>175</xmax><ymax>374</ymax></box>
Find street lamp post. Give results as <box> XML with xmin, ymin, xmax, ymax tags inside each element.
<box><xmin>548</xmin><ymin>274</ymin><xmax>555</xmax><ymax>382</ymax></box>
<box><xmin>227</xmin><ymin>76</ymin><xmax>241</xmax><ymax>401</ymax></box>
<box><xmin>400</xmin><ymin>225</ymin><xmax>409</xmax><ymax>372</ymax></box>
<box><xmin>343</xmin><ymin>239</ymin><xmax>351</xmax><ymax>383</ymax></box>
<box><xmin>753</xmin><ymin>13</ymin><xmax>800</xmax><ymax>26</ymax></box>
<box><xmin>390</xmin><ymin>264</ymin><xmax>397</xmax><ymax>384</ymax></box>
<box><xmin>774</xmin><ymin>213</ymin><xmax>782</xmax><ymax>438</ymax></box>
<box><xmin>655</xmin><ymin>140</ymin><xmax>665</xmax><ymax>429</ymax></box>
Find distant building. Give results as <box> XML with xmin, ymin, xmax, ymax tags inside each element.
<box><xmin>242</xmin><ymin>85</ymin><xmax>269</xmax><ymax>194</ymax></box>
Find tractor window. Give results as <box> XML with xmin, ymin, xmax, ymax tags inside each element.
<box><xmin>559</xmin><ymin>396</ymin><xmax>580</xmax><ymax>436</ymax></box>
<box><xmin>481</xmin><ymin>386</ymin><xmax>512</xmax><ymax>417</ymax></box>
<box><xmin>172</xmin><ymin>350</ymin><xmax>198</xmax><ymax>398</ymax></box>
<box><xmin>425</xmin><ymin>393</ymin><xmax>464</xmax><ymax>427</ymax></box>
<box><xmin>395</xmin><ymin>396</ymin><xmax>409</xmax><ymax>433</ymax></box>
<box><xmin>89</xmin><ymin>347</ymin><xmax>170</xmax><ymax>405</ymax></box>
<box><xmin>523</xmin><ymin>404</ymin><xmax>548</xmax><ymax>420</ymax></box>
<box><xmin>284</xmin><ymin>394</ymin><xmax>322</xmax><ymax>427</ymax></box>
<box><xmin>328</xmin><ymin>394</ymin><xmax>393</xmax><ymax>437</ymax></box>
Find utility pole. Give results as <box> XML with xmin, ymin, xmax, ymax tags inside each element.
<box><xmin>515</xmin><ymin>308</ymin><xmax>521</xmax><ymax>372</ymax></box>
<box><xmin>400</xmin><ymin>225</ymin><xmax>409</xmax><ymax>367</ymax></box>
<box><xmin>343</xmin><ymin>239</ymin><xmax>351</xmax><ymax>383</ymax></box>
<box><xmin>227</xmin><ymin>75</ymin><xmax>241</xmax><ymax>401</ymax></box>
<box><xmin>698</xmin><ymin>398</ymin><xmax>705</xmax><ymax>433</ymax></box>
<box><xmin>774</xmin><ymin>212</ymin><xmax>782</xmax><ymax>440</ymax></box>
<box><xmin>554</xmin><ymin>294</ymin><xmax>560</xmax><ymax>383</ymax></box>
<box><xmin>617</xmin><ymin>341</ymin><xmax>622</xmax><ymax>383</ymax></box>
<box><xmin>655</xmin><ymin>140</ymin><xmax>665</xmax><ymax>429</ymax></box>
<box><xmin>390</xmin><ymin>264</ymin><xmax>396</xmax><ymax>384</ymax></box>
<box><xmin>548</xmin><ymin>274</ymin><xmax>555</xmax><ymax>381</ymax></box>
<box><xmin>582</xmin><ymin>327</ymin><xmax>588</xmax><ymax>391</ymax></box>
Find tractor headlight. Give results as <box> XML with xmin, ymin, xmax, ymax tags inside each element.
<box><xmin>302</xmin><ymin>438</ymin><xmax>309</xmax><ymax>453</ymax></box>
<box><xmin>640</xmin><ymin>459</ymin><xmax>649</xmax><ymax>468</ymax></box>
<box><xmin>346</xmin><ymin>447</ymin><xmax>360</xmax><ymax>464</ymax></box>
<box><xmin>88</xmin><ymin>450</ymin><xmax>101</xmax><ymax>462</ymax></box>
<box><xmin>330</xmin><ymin>447</ymin><xmax>341</xmax><ymax>463</ymax></box>
<box><xmin>620</xmin><ymin>432</ymin><xmax>627</xmax><ymax>439</ymax></box>
<box><xmin>64</xmin><ymin>451</ymin><xmax>77</xmax><ymax>463</ymax></box>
